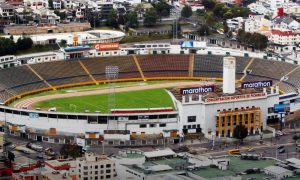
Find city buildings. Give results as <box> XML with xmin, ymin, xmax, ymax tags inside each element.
<box><xmin>76</xmin><ymin>153</ymin><xmax>116</xmax><ymax>180</ymax></box>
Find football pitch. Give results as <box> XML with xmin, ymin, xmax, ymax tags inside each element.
<box><xmin>32</xmin><ymin>88</ymin><xmax>175</xmax><ymax>113</ymax></box>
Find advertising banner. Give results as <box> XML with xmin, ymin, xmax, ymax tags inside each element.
<box><xmin>241</xmin><ymin>80</ymin><xmax>272</xmax><ymax>89</ymax></box>
<box><xmin>94</xmin><ymin>43</ymin><xmax>119</xmax><ymax>51</ymax></box>
<box><xmin>180</xmin><ymin>86</ymin><xmax>215</xmax><ymax>95</ymax></box>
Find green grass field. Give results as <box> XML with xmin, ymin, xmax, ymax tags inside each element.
<box><xmin>32</xmin><ymin>88</ymin><xmax>174</xmax><ymax>113</ymax></box>
<box><xmin>10</xmin><ymin>80</ymin><xmax>196</xmax><ymax>107</ymax></box>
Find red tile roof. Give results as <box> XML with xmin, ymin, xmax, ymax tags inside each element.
<box><xmin>272</xmin><ymin>29</ymin><xmax>299</xmax><ymax>36</ymax></box>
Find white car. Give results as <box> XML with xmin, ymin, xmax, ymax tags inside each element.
<box><xmin>276</xmin><ymin>131</ymin><xmax>283</xmax><ymax>136</ymax></box>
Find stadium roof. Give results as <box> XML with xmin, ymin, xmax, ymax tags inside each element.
<box><xmin>144</xmin><ymin>148</ymin><xmax>175</xmax><ymax>159</ymax></box>
<box><xmin>264</xmin><ymin>166</ymin><xmax>292</xmax><ymax>175</ymax></box>
<box><xmin>148</xmin><ymin>165</ymin><xmax>173</xmax><ymax>172</ymax></box>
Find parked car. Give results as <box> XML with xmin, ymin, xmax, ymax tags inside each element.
<box><xmin>27</xmin><ymin>143</ymin><xmax>43</xmax><ymax>152</ymax></box>
<box><xmin>277</xmin><ymin>145</ymin><xmax>284</xmax><ymax>150</ymax></box>
<box><xmin>21</xmin><ymin>149</ymin><xmax>31</xmax><ymax>154</ymax></box>
<box><xmin>36</xmin><ymin>155</ymin><xmax>44</xmax><ymax>159</ymax></box>
<box><xmin>45</xmin><ymin>148</ymin><xmax>55</xmax><ymax>156</ymax></box>
<box><xmin>278</xmin><ymin>148</ymin><xmax>286</xmax><ymax>154</ymax></box>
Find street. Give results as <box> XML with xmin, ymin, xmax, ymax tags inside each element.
<box><xmin>6</xmin><ymin>131</ymin><xmax>300</xmax><ymax>163</ymax></box>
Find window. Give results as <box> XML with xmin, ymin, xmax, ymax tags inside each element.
<box><xmin>84</xmin><ymin>177</ymin><xmax>88</xmax><ymax>180</ymax></box>
<box><xmin>159</xmin><ymin>123</ymin><xmax>166</xmax><ymax>127</ymax></box>
<box><xmin>95</xmin><ymin>165</ymin><xmax>98</xmax><ymax>169</ymax></box>
<box><xmin>188</xmin><ymin>116</ymin><xmax>196</xmax><ymax>122</ymax></box>
<box><xmin>106</xmin><ymin>169</ymin><xmax>111</xmax><ymax>173</ymax></box>
<box><xmin>106</xmin><ymin>164</ymin><xmax>111</xmax><ymax>168</ymax></box>
<box><xmin>139</xmin><ymin>124</ymin><xmax>147</xmax><ymax>128</ymax></box>
<box><xmin>106</xmin><ymin>175</ymin><xmax>111</xmax><ymax>179</ymax></box>
<box><xmin>100</xmin><ymin>165</ymin><xmax>104</xmax><ymax>168</ymax></box>
<box><xmin>149</xmin><ymin>124</ymin><xmax>156</xmax><ymax>128</ymax></box>
<box><xmin>84</xmin><ymin>172</ymin><xmax>88</xmax><ymax>175</ymax></box>
<box><xmin>84</xmin><ymin>166</ymin><xmax>88</xmax><ymax>170</ymax></box>
<box><xmin>95</xmin><ymin>171</ymin><xmax>98</xmax><ymax>174</ymax></box>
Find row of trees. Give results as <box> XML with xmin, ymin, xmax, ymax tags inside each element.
<box><xmin>196</xmin><ymin>0</ymin><xmax>250</xmax><ymax>37</ymax></box>
<box><xmin>237</xmin><ymin>30</ymin><xmax>268</xmax><ymax>50</ymax></box>
<box><xmin>88</xmin><ymin>1</ymin><xmax>173</xmax><ymax>29</ymax></box>
<box><xmin>202</xmin><ymin>0</ymin><xmax>250</xmax><ymax>19</ymax></box>
<box><xmin>0</xmin><ymin>36</ymin><xmax>33</xmax><ymax>56</ymax></box>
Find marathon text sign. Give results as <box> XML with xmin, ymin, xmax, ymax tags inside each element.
<box><xmin>94</xmin><ymin>43</ymin><xmax>119</xmax><ymax>51</ymax></box>
<box><xmin>180</xmin><ymin>86</ymin><xmax>215</xmax><ymax>95</ymax></box>
<box><xmin>205</xmin><ymin>92</ymin><xmax>266</xmax><ymax>103</ymax></box>
<box><xmin>241</xmin><ymin>80</ymin><xmax>272</xmax><ymax>89</ymax></box>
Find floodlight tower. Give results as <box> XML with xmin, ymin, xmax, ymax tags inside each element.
<box><xmin>105</xmin><ymin>66</ymin><xmax>119</xmax><ymax>130</ymax></box>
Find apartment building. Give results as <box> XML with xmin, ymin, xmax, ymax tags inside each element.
<box><xmin>76</xmin><ymin>153</ymin><xmax>116</xmax><ymax>180</ymax></box>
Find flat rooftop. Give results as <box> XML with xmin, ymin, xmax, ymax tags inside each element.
<box><xmin>170</xmin><ymin>85</ymin><xmax>268</xmax><ymax>102</ymax></box>
<box><xmin>192</xmin><ymin>156</ymin><xmax>277</xmax><ymax>179</ymax></box>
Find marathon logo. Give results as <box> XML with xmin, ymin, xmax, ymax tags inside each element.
<box><xmin>241</xmin><ymin>80</ymin><xmax>272</xmax><ymax>89</ymax></box>
<box><xmin>181</xmin><ymin>86</ymin><xmax>215</xmax><ymax>95</ymax></box>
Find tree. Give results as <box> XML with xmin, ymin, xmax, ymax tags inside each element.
<box><xmin>106</xmin><ymin>9</ymin><xmax>118</xmax><ymax>28</ymax></box>
<box><xmin>197</xmin><ymin>24</ymin><xmax>210</xmax><ymax>36</ymax></box>
<box><xmin>143</xmin><ymin>8</ymin><xmax>158</xmax><ymax>27</ymax></box>
<box><xmin>203</xmin><ymin>12</ymin><xmax>215</xmax><ymax>26</ymax></box>
<box><xmin>60</xmin><ymin>39</ymin><xmax>67</xmax><ymax>47</ymax></box>
<box><xmin>118</xmin><ymin>14</ymin><xmax>125</xmax><ymax>25</ymax></box>
<box><xmin>152</xmin><ymin>0</ymin><xmax>171</xmax><ymax>18</ymax></box>
<box><xmin>293</xmin><ymin>135</ymin><xmax>298</xmax><ymax>144</ymax></box>
<box><xmin>202</xmin><ymin>0</ymin><xmax>216</xmax><ymax>10</ymax></box>
<box><xmin>233</xmin><ymin>125</ymin><xmax>248</xmax><ymax>143</ymax></box>
<box><xmin>86</xmin><ymin>12</ymin><xmax>101</xmax><ymax>28</ymax></box>
<box><xmin>17</xmin><ymin>37</ymin><xmax>33</xmax><ymax>51</ymax></box>
<box><xmin>125</xmin><ymin>11</ymin><xmax>139</xmax><ymax>28</ymax></box>
<box><xmin>60</xmin><ymin>144</ymin><xmax>82</xmax><ymax>159</ymax></box>
<box><xmin>181</xmin><ymin>5</ymin><xmax>193</xmax><ymax>18</ymax></box>
<box><xmin>54</xmin><ymin>10</ymin><xmax>67</xmax><ymax>20</ymax></box>
<box><xmin>0</xmin><ymin>37</ymin><xmax>17</xmax><ymax>56</ymax></box>
<box><xmin>237</xmin><ymin>30</ymin><xmax>268</xmax><ymax>50</ymax></box>
<box><xmin>48</xmin><ymin>0</ymin><xmax>53</xmax><ymax>9</ymax></box>
<box><xmin>213</xmin><ymin>3</ymin><xmax>226</xmax><ymax>18</ymax></box>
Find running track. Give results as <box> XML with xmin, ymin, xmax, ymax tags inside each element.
<box><xmin>14</xmin><ymin>81</ymin><xmax>215</xmax><ymax>110</ymax></box>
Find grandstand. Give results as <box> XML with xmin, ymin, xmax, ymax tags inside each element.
<box><xmin>82</xmin><ymin>56</ymin><xmax>141</xmax><ymax>80</ymax></box>
<box><xmin>0</xmin><ymin>54</ymin><xmax>298</xmax><ymax>104</ymax></box>
<box><xmin>137</xmin><ymin>55</ymin><xmax>190</xmax><ymax>78</ymax></box>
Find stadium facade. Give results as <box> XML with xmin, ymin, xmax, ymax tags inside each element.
<box><xmin>0</xmin><ymin>53</ymin><xmax>296</xmax><ymax>144</ymax></box>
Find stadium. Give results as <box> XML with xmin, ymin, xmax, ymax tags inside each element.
<box><xmin>0</xmin><ymin>54</ymin><xmax>298</xmax><ymax>145</ymax></box>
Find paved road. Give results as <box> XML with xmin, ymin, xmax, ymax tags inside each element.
<box><xmin>7</xmin><ymin>131</ymin><xmax>300</xmax><ymax>163</ymax></box>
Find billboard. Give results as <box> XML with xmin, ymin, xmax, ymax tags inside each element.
<box><xmin>180</xmin><ymin>41</ymin><xmax>206</xmax><ymax>48</ymax></box>
<box><xmin>241</xmin><ymin>80</ymin><xmax>272</xmax><ymax>89</ymax></box>
<box><xmin>180</xmin><ymin>86</ymin><xmax>215</xmax><ymax>95</ymax></box>
<box><xmin>94</xmin><ymin>43</ymin><xmax>119</xmax><ymax>51</ymax></box>
<box><xmin>274</xmin><ymin>104</ymin><xmax>290</xmax><ymax>113</ymax></box>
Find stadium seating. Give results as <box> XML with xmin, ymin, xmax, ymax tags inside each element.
<box><xmin>82</xmin><ymin>56</ymin><xmax>141</xmax><ymax>80</ymax></box>
<box><xmin>247</xmin><ymin>59</ymin><xmax>297</xmax><ymax>80</ymax></box>
<box><xmin>0</xmin><ymin>54</ymin><xmax>298</xmax><ymax>103</ymax></box>
<box><xmin>31</xmin><ymin>60</ymin><xmax>87</xmax><ymax>81</ymax></box>
<box><xmin>137</xmin><ymin>55</ymin><xmax>189</xmax><ymax>78</ymax></box>
<box><xmin>285</xmin><ymin>68</ymin><xmax>300</xmax><ymax>90</ymax></box>
<box><xmin>193</xmin><ymin>55</ymin><xmax>249</xmax><ymax>79</ymax></box>
<box><xmin>10</xmin><ymin>81</ymin><xmax>49</xmax><ymax>95</ymax></box>
<box><xmin>0</xmin><ymin>66</ymin><xmax>40</xmax><ymax>89</ymax></box>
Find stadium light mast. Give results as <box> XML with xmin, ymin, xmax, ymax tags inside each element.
<box><xmin>170</xmin><ymin>7</ymin><xmax>180</xmax><ymax>41</ymax></box>
<box><xmin>105</xmin><ymin>66</ymin><xmax>119</xmax><ymax>130</ymax></box>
